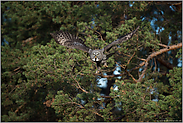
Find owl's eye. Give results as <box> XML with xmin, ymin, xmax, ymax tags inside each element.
<box><xmin>93</xmin><ymin>52</ymin><xmax>97</xmax><ymax>55</ymax></box>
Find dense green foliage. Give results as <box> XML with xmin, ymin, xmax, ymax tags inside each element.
<box><xmin>1</xmin><ymin>1</ymin><xmax>182</xmax><ymax>122</ymax></box>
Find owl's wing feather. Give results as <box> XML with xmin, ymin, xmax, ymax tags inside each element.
<box><xmin>50</xmin><ymin>31</ymin><xmax>91</xmax><ymax>53</ymax></box>
<box><xmin>103</xmin><ymin>26</ymin><xmax>140</xmax><ymax>52</ymax></box>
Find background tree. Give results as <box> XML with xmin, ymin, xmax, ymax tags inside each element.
<box><xmin>1</xmin><ymin>1</ymin><xmax>182</xmax><ymax>122</ymax></box>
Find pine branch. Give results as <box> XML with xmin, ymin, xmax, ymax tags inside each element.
<box><xmin>137</xmin><ymin>43</ymin><xmax>182</xmax><ymax>82</ymax></box>
<box><xmin>95</xmin><ymin>43</ymin><xmax>182</xmax><ymax>80</ymax></box>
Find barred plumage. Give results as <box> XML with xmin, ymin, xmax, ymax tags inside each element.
<box><xmin>50</xmin><ymin>31</ymin><xmax>90</xmax><ymax>52</ymax></box>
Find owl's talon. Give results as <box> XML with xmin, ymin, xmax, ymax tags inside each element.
<box><xmin>103</xmin><ymin>64</ymin><xmax>108</xmax><ymax>67</ymax></box>
<box><xmin>103</xmin><ymin>63</ymin><xmax>108</xmax><ymax>67</ymax></box>
<box><xmin>96</xmin><ymin>67</ymin><xmax>101</xmax><ymax>74</ymax></box>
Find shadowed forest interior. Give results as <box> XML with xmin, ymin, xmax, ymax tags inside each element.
<box><xmin>1</xmin><ymin>1</ymin><xmax>182</xmax><ymax>122</ymax></box>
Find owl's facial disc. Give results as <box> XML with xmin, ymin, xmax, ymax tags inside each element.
<box><xmin>92</xmin><ymin>51</ymin><xmax>101</xmax><ymax>61</ymax></box>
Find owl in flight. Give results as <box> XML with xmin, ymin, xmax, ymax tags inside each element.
<box><xmin>50</xmin><ymin>26</ymin><xmax>140</xmax><ymax>73</ymax></box>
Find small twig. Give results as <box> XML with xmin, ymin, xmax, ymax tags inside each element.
<box><xmin>127</xmin><ymin>52</ymin><xmax>136</xmax><ymax>65</ymax></box>
<box><xmin>38</xmin><ymin>50</ymin><xmax>46</xmax><ymax>59</ymax></box>
<box><xmin>67</xmin><ymin>101</ymin><xmax>85</xmax><ymax>109</ymax></box>
<box><xmin>125</xmin><ymin>70</ymin><xmax>138</xmax><ymax>83</ymax></box>
<box><xmin>95</xmin><ymin>60</ymin><xmax>146</xmax><ymax>78</ymax></box>
<box><xmin>115</xmin><ymin>62</ymin><xmax>137</xmax><ymax>83</ymax></box>
<box><xmin>9</xmin><ymin>85</ymin><xmax>18</xmax><ymax>94</ymax></box>
<box><xmin>15</xmin><ymin>70</ymin><xmax>21</xmax><ymax>74</ymax></box>
<box><xmin>157</xmin><ymin>43</ymin><xmax>168</xmax><ymax>48</ymax></box>
<box><xmin>95</xmin><ymin>30</ymin><xmax>104</xmax><ymax>41</ymax></box>
<box><xmin>14</xmin><ymin>67</ymin><xmax>20</xmax><ymax>71</ymax></box>
<box><xmin>136</xmin><ymin>57</ymin><xmax>147</xmax><ymax>61</ymax></box>
<box><xmin>70</xmin><ymin>75</ymin><xmax>89</xmax><ymax>93</ymax></box>
<box><xmin>61</xmin><ymin>100</ymin><xmax>104</xmax><ymax>118</ymax></box>
<box><xmin>14</xmin><ymin>102</ymin><xmax>27</xmax><ymax>113</ymax></box>
<box><xmin>122</xmin><ymin>52</ymin><xmax>146</xmax><ymax>62</ymax></box>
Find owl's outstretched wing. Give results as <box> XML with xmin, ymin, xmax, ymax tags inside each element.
<box><xmin>103</xmin><ymin>26</ymin><xmax>140</xmax><ymax>52</ymax></box>
<box><xmin>50</xmin><ymin>31</ymin><xmax>91</xmax><ymax>53</ymax></box>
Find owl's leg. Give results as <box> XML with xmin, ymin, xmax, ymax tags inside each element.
<box><xmin>102</xmin><ymin>55</ymin><xmax>108</xmax><ymax>67</ymax></box>
<box><xmin>95</xmin><ymin>66</ymin><xmax>101</xmax><ymax>74</ymax></box>
<box><xmin>103</xmin><ymin>61</ymin><xmax>108</xmax><ymax>67</ymax></box>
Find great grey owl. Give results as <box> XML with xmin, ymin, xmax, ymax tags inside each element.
<box><xmin>50</xmin><ymin>26</ymin><xmax>140</xmax><ymax>73</ymax></box>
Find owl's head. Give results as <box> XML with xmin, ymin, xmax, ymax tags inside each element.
<box><xmin>90</xmin><ymin>50</ymin><xmax>104</xmax><ymax>62</ymax></box>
